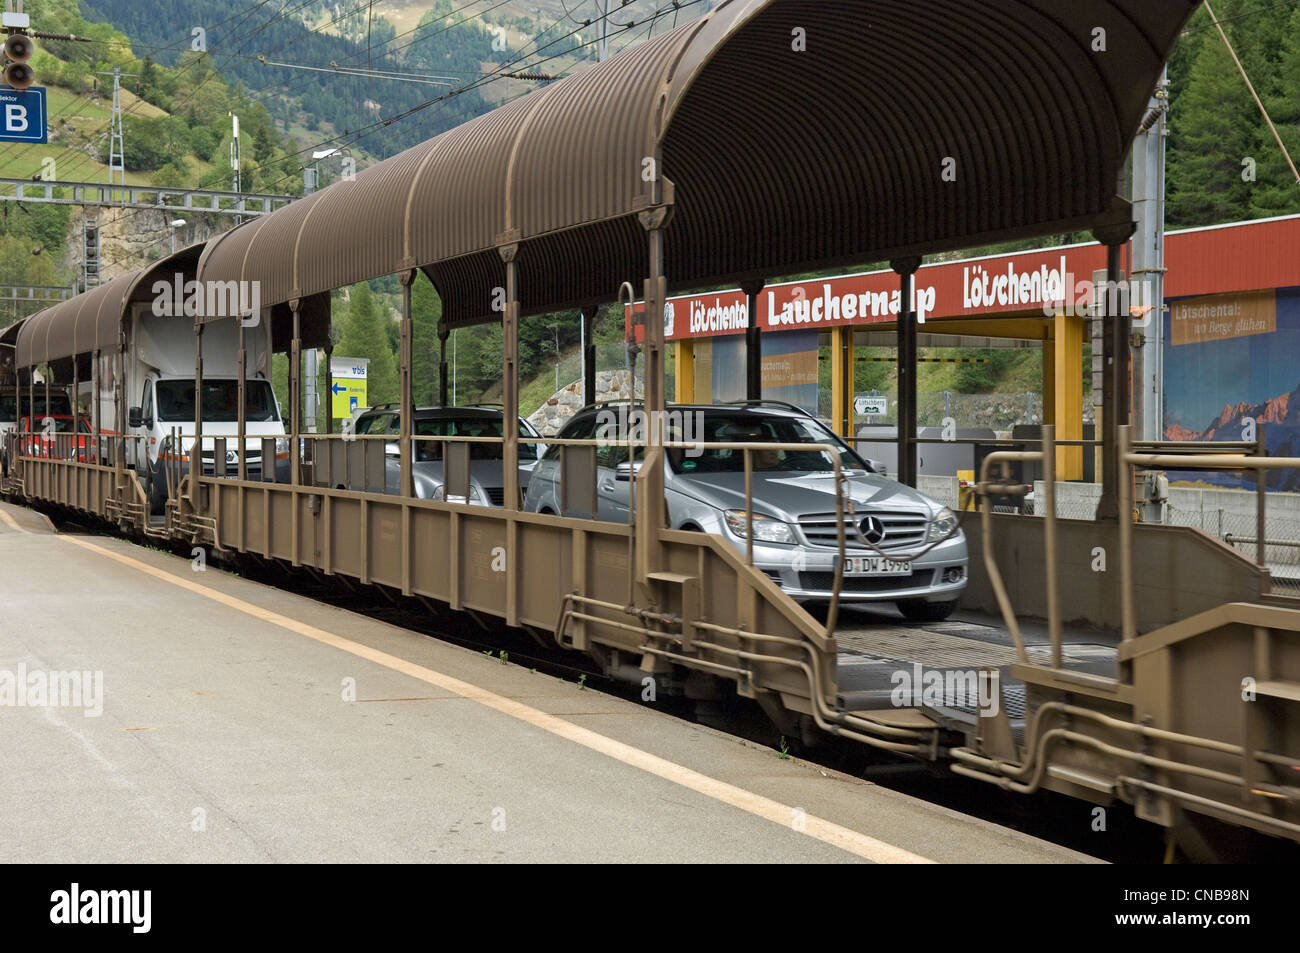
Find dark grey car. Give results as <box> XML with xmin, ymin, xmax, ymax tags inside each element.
<box><xmin>351</xmin><ymin>405</ymin><xmax>544</xmax><ymax>505</ymax></box>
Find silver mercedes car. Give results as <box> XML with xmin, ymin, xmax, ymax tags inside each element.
<box><xmin>523</xmin><ymin>401</ymin><xmax>967</xmax><ymax>619</ymax></box>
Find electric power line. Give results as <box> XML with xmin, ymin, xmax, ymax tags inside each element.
<box><xmin>241</xmin><ymin>0</ymin><xmax>706</xmax><ymax>197</ymax></box>
<box><xmin>67</xmin><ymin>0</ymin><xmax>705</xmax><ymax>279</ymax></box>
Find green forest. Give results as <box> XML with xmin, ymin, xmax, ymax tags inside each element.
<box><xmin>1167</xmin><ymin>0</ymin><xmax>1300</xmax><ymax>223</ymax></box>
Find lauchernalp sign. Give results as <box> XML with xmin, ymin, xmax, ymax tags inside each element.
<box><xmin>627</xmin><ymin>256</ymin><xmax>1079</xmax><ymax>342</ymax></box>
<box><xmin>625</xmin><ymin>215</ymin><xmax>1300</xmax><ymax>343</ymax></box>
<box><xmin>764</xmin><ymin>276</ymin><xmax>937</xmax><ymax>329</ymax></box>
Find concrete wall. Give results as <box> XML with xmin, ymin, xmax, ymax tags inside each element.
<box><xmin>962</xmin><ymin>514</ymin><xmax>1270</xmax><ymax>632</ymax></box>
<box><xmin>527</xmin><ymin>369</ymin><xmax>642</xmax><ymax>437</ymax></box>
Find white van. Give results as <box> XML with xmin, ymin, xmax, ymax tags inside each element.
<box><xmin>121</xmin><ymin>311</ymin><xmax>287</xmax><ymax>513</ymax></box>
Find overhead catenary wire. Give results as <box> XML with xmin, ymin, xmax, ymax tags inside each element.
<box><xmin>44</xmin><ymin>0</ymin><xmax>568</xmax><ymax>186</ymax></box>
<box><xmin>163</xmin><ymin>0</ymin><xmax>549</xmax><ymax>192</ymax></box>
<box><xmin>37</xmin><ymin>1</ymin><xmax>351</xmax><ymax>270</ymax></box>
<box><xmin>256</xmin><ymin>56</ymin><xmax>463</xmax><ymax>90</ymax></box>
<box><xmin>1</xmin><ymin>11</ymin><xmax>273</xmax><ymax>268</ymax></box>
<box><xmin>0</xmin><ymin>1</ymin><xmax>274</xmax><ymax>166</ymax></box>
<box><xmin>72</xmin><ymin>71</ymin><xmax>482</xmax><ymax>261</ymax></box>
<box><xmin>203</xmin><ymin>0</ymin><xmax>693</xmax><ymax>268</ymax></box>
<box><xmin>1180</xmin><ymin>0</ymin><xmax>1299</xmax><ymax>36</ymax></box>
<box><xmin>249</xmin><ymin>0</ymin><xmax>519</xmax><ymax>103</ymax></box>
<box><xmin>254</xmin><ymin>0</ymin><xmax>390</xmax><ymax>60</ymax></box>
<box><xmin>48</xmin><ymin>0</ymin><xmax>323</xmax><ymax>183</ymax></box>
<box><xmin>213</xmin><ymin>0</ymin><xmax>694</xmax><ymax>193</ymax></box>
<box><xmin>2</xmin><ymin>1</ymin><xmax>412</xmax><ymax>268</ymax></box>
<box><xmin>28</xmin><ymin>0</ymin><xmax>697</xmax><ymax>286</ymax></box>
<box><xmin>66</xmin><ymin>0</ymin><xmax>705</xmax><ymax>278</ymax></box>
<box><xmin>83</xmin><ymin>0</ymin><xmax>517</xmax><ymax>191</ymax></box>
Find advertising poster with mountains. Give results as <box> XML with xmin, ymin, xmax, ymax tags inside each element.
<box><xmin>1162</xmin><ymin>288</ymin><xmax>1300</xmax><ymax>490</ymax></box>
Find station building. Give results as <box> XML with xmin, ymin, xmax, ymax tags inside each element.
<box><xmin>641</xmin><ymin>213</ymin><xmax>1300</xmax><ymax>486</ymax></box>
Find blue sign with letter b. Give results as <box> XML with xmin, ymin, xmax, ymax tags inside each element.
<box><xmin>0</xmin><ymin>85</ymin><xmax>47</xmax><ymax>143</ymax></box>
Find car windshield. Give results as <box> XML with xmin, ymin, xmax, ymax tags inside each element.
<box><xmin>667</xmin><ymin>412</ymin><xmax>865</xmax><ymax>475</ymax></box>
<box><xmin>156</xmin><ymin>379</ymin><xmax>279</xmax><ymax>423</ymax></box>
<box><xmin>413</xmin><ymin>416</ymin><xmax>537</xmax><ymax>462</ymax></box>
<box><xmin>6</xmin><ymin>392</ymin><xmax>70</xmax><ymax>419</ymax></box>
<box><xmin>24</xmin><ymin>416</ymin><xmax>89</xmax><ymax>434</ymax></box>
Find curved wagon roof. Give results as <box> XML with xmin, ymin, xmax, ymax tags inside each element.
<box><xmin>194</xmin><ymin>0</ymin><xmax>1197</xmax><ymax>329</ymax></box>
<box><xmin>23</xmin><ymin>0</ymin><xmax>1199</xmax><ymax>351</ymax></box>
<box><xmin>14</xmin><ymin>244</ymin><xmax>213</xmax><ymax>368</ymax></box>
<box><xmin>16</xmin><ymin>270</ymin><xmax>140</xmax><ymax>368</ymax></box>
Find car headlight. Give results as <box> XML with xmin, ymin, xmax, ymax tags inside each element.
<box><xmin>432</xmin><ymin>484</ymin><xmax>482</xmax><ymax>504</ymax></box>
<box><xmin>928</xmin><ymin>506</ymin><xmax>959</xmax><ymax>540</ymax></box>
<box><xmin>724</xmin><ymin>509</ymin><xmax>795</xmax><ymax>544</ymax></box>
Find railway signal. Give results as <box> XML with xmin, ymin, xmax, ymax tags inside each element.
<box><xmin>2</xmin><ymin>30</ymin><xmax>33</xmax><ymax>90</ymax></box>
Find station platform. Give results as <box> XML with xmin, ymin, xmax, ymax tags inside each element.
<box><xmin>0</xmin><ymin>500</ymin><xmax>1095</xmax><ymax>864</ymax></box>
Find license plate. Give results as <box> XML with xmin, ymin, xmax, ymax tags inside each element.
<box><xmin>837</xmin><ymin>555</ymin><xmax>912</xmax><ymax>576</ymax></box>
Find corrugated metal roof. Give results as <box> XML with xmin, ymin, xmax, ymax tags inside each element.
<box><xmin>47</xmin><ymin>0</ymin><xmax>1201</xmax><ymax>340</ymax></box>
<box><xmin>15</xmin><ymin>243</ymin><xmax>210</xmax><ymax>368</ymax></box>
<box><xmin>195</xmin><ymin>0</ymin><xmax>1195</xmax><ymax>329</ymax></box>
<box><xmin>16</xmin><ymin>271</ymin><xmax>138</xmax><ymax>367</ymax></box>
<box><xmin>195</xmin><ymin>19</ymin><xmax>691</xmax><ymax>324</ymax></box>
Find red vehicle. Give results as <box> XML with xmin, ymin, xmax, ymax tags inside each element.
<box><xmin>19</xmin><ymin>414</ymin><xmax>99</xmax><ymax>463</ymax></box>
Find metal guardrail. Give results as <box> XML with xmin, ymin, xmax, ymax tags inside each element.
<box><xmin>295</xmin><ymin>429</ymin><xmax>954</xmax><ymax>640</ymax></box>
<box><xmin>1225</xmin><ymin>535</ymin><xmax>1300</xmax><ymax>549</ymax></box>
<box><xmin>976</xmin><ymin>425</ymin><xmax>1061</xmax><ymax>666</ymax></box>
<box><xmin>974</xmin><ymin>425</ymin><xmax>1294</xmax><ymax>659</ymax></box>
<box><xmin>0</xmin><ymin>284</ymin><xmax>75</xmax><ymax>304</ymax></box>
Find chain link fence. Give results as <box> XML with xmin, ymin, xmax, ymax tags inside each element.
<box><xmin>1023</xmin><ymin>479</ymin><xmax>1300</xmax><ymax>595</ymax></box>
<box><xmin>1166</xmin><ymin>495</ymin><xmax>1300</xmax><ymax>594</ymax></box>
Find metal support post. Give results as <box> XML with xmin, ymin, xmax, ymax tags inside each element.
<box><xmin>893</xmin><ymin>256</ymin><xmax>921</xmax><ymax>487</ymax></box>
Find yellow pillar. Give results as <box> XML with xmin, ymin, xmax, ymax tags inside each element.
<box><xmin>674</xmin><ymin>339</ymin><xmax>694</xmax><ymax>403</ymax></box>
<box><xmin>1042</xmin><ymin>326</ymin><xmax>1056</xmax><ymax>425</ymax></box>
<box><xmin>830</xmin><ymin>326</ymin><xmax>854</xmax><ymax>437</ymax></box>
<box><xmin>1043</xmin><ymin>310</ymin><xmax>1083</xmax><ymax>480</ymax></box>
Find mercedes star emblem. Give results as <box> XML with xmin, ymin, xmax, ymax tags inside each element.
<box><xmin>860</xmin><ymin>515</ymin><xmax>886</xmax><ymax>544</ymax></box>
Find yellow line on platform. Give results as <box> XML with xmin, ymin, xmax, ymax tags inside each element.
<box><xmin>0</xmin><ymin>508</ymin><xmax>31</xmax><ymax>534</ymax></box>
<box><xmin>59</xmin><ymin>533</ymin><xmax>934</xmax><ymax>864</ymax></box>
